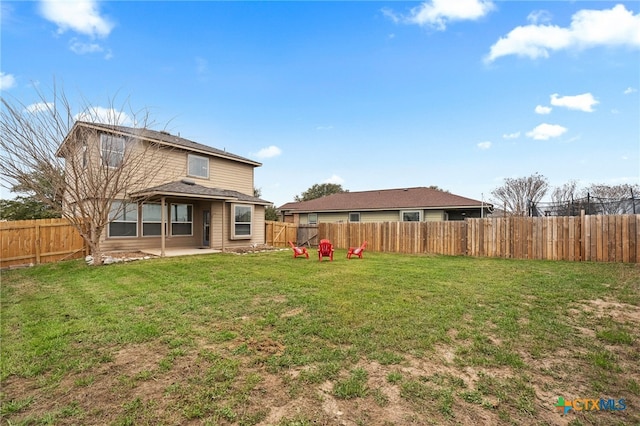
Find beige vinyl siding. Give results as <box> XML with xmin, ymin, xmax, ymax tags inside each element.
<box><xmin>100</xmin><ymin>200</ymin><xmax>266</xmax><ymax>251</ymax></box>
<box><xmin>210</xmin><ymin>157</ymin><xmax>254</xmax><ymax>194</ymax></box>
<box><xmin>219</xmin><ymin>203</ymin><xmax>266</xmax><ymax>249</ymax></box>
<box><xmin>144</xmin><ymin>147</ymin><xmax>189</xmax><ymax>187</ymax></box>
<box><xmin>425</xmin><ymin>210</ymin><xmax>446</xmax><ymax>221</ymax></box>
<box><xmin>146</xmin><ymin>149</ymin><xmax>253</xmax><ymax>193</ymax></box>
<box><xmin>299</xmin><ymin>209</ymin><xmax>448</xmax><ymax>224</ymax></box>
<box><xmin>210</xmin><ymin>200</ymin><xmax>225</xmax><ymax>249</ymax></box>
<box><xmin>84</xmin><ymin>138</ymin><xmax>255</xmax><ymax>194</ymax></box>
<box><xmin>361</xmin><ymin>211</ymin><xmax>402</xmax><ymax>222</ymax></box>
<box><xmin>318</xmin><ymin>212</ymin><xmax>349</xmax><ymax>223</ymax></box>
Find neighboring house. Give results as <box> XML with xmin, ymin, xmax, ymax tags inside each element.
<box><xmin>58</xmin><ymin>121</ymin><xmax>270</xmax><ymax>253</ymax></box>
<box><xmin>279</xmin><ymin>187</ymin><xmax>491</xmax><ymax>224</ymax></box>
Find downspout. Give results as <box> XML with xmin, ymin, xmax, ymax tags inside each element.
<box><xmin>210</xmin><ymin>200</ymin><xmax>214</xmax><ymax>247</ymax></box>
<box><xmin>221</xmin><ymin>201</ymin><xmax>226</xmax><ymax>251</ymax></box>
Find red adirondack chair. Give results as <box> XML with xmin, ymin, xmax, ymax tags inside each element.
<box><xmin>347</xmin><ymin>241</ymin><xmax>368</xmax><ymax>259</ymax></box>
<box><xmin>318</xmin><ymin>239</ymin><xmax>334</xmax><ymax>261</ymax></box>
<box><xmin>288</xmin><ymin>241</ymin><xmax>309</xmax><ymax>259</ymax></box>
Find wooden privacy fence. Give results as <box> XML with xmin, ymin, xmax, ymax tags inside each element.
<box><xmin>265</xmin><ymin>221</ymin><xmax>298</xmax><ymax>247</ymax></box>
<box><xmin>0</xmin><ymin>218</ymin><xmax>87</xmax><ymax>268</ymax></box>
<box><xmin>316</xmin><ymin>214</ymin><xmax>640</xmax><ymax>263</ymax></box>
<box><xmin>265</xmin><ymin>221</ymin><xmax>320</xmax><ymax>248</ymax></box>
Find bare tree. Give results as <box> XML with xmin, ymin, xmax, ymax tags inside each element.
<box><xmin>550</xmin><ymin>180</ymin><xmax>580</xmax><ymax>216</ymax></box>
<box><xmin>581</xmin><ymin>183</ymin><xmax>640</xmax><ymax>214</ymax></box>
<box><xmin>490</xmin><ymin>173</ymin><xmax>549</xmax><ymax>216</ymax></box>
<box><xmin>0</xmin><ymin>85</ymin><xmax>169</xmax><ymax>265</ymax></box>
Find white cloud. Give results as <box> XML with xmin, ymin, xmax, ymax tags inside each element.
<box><xmin>526</xmin><ymin>123</ymin><xmax>567</xmax><ymax>140</ymax></box>
<box><xmin>502</xmin><ymin>131</ymin><xmax>520</xmax><ymax>140</ymax></box>
<box><xmin>535</xmin><ymin>105</ymin><xmax>552</xmax><ymax>115</ymax></box>
<box><xmin>385</xmin><ymin>0</ymin><xmax>494</xmax><ymax>30</ymax></box>
<box><xmin>381</xmin><ymin>8</ymin><xmax>400</xmax><ymax>24</ymax></box>
<box><xmin>323</xmin><ymin>174</ymin><xmax>344</xmax><ymax>185</ymax></box>
<box><xmin>527</xmin><ymin>10</ymin><xmax>552</xmax><ymax>25</ymax></box>
<box><xmin>254</xmin><ymin>145</ymin><xmax>282</xmax><ymax>159</ymax></box>
<box><xmin>315</xmin><ymin>125</ymin><xmax>334</xmax><ymax>131</ymax></box>
<box><xmin>0</xmin><ymin>72</ymin><xmax>16</xmax><ymax>90</ymax></box>
<box><xmin>477</xmin><ymin>141</ymin><xmax>492</xmax><ymax>150</ymax></box>
<box><xmin>25</xmin><ymin>102</ymin><xmax>54</xmax><ymax>113</ymax></box>
<box><xmin>75</xmin><ymin>107</ymin><xmax>133</xmax><ymax>126</ymax></box>
<box><xmin>550</xmin><ymin>93</ymin><xmax>598</xmax><ymax>112</ymax></box>
<box><xmin>39</xmin><ymin>0</ymin><xmax>114</xmax><ymax>38</ymax></box>
<box><xmin>485</xmin><ymin>4</ymin><xmax>640</xmax><ymax>62</ymax></box>
<box><xmin>69</xmin><ymin>38</ymin><xmax>103</xmax><ymax>54</ymax></box>
<box><xmin>624</xmin><ymin>87</ymin><xmax>637</xmax><ymax>95</ymax></box>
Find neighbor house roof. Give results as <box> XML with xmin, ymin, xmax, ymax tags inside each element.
<box><xmin>58</xmin><ymin>121</ymin><xmax>262</xmax><ymax>167</ymax></box>
<box><xmin>132</xmin><ymin>179</ymin><xmax>271</xmax><ymax>205</ymax></box>
<box><xmin>279</xmin><ymin>187</ymin><xmax>487</xmax><ymax>212</ymax></box>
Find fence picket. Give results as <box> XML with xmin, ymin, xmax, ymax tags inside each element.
<box><xmin>278</xmin><ymin>214</ymin><xmax>638</xmax><ymax>263</ymax></box>
<box><xmin>0</xmin><ymin>218</ymin><xmax>86</xmax><ymax>268</ymax></box>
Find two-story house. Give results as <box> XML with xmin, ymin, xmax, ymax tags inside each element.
<box><xmin>57</xmin><ymin>121</ymin><xmax>270</xmax><ymax>255</ymax></box>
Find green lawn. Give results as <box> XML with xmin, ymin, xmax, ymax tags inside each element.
<box><xmin>1</xmin><ymin>250</ymin><xmax>639</xmax><ymax>425</ymax></box>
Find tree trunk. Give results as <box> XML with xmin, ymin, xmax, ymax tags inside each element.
<box><xmin>89</xmin><ymin>224</ymin><xmax>104</xmax><ymax>266</ymax></box>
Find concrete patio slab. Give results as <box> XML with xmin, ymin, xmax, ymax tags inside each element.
<box><xmin>141</xmin><ymin>247</ymin><xmax>222</xmax><ymax>258</ymax></box>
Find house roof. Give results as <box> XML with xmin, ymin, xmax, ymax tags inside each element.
<box><xmin>58</xmin><ymin>121</ymin><xmax>262</xmax><ymax>167</ymax></box>
<box><xmin>279</xmin><ymin>187</ymin><xmax>488</xmax><ymax>212</ymax></box>
<box><xmin>132</xmin><ymin>179</ymin><xmax>271</xmax><ymax>205</ymax></box>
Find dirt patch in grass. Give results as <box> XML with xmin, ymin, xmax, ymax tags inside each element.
<box><xmin>584</xmin><ymin>298</ymin><xmax>640</xmax><ymax>324</ymax></box>
<box><xmin>3</xmin><ymin>273</ymin><xmax>639</xmax><ymax>425</ymax></box>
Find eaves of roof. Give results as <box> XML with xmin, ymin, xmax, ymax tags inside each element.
<box><xmin>57</xmin><ymin>121</ymin><xmax>262</xmax><ymax>167</ymax></box>
<box><xmin>279</xmin><ymin>187</ymin><xmax>489</xmax><ymax>212</ymax></box>
<box><xmin>132</xmin><ymin>180</ymin><xmax>271</xmax><ymax>205</ymax></box>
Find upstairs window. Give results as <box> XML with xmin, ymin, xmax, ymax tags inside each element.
<box><xmin>232</xmin><ymin>204</ymin><xmax>252</xmax><ymax>239</ymax></box>
<box><xmin>100</xmin><ymin>134</ymin><xmax>126</xmax><ymax>168</ymax></box>
<box><xmin>188</xmin><ymin>154</ymin><xmax>209</xmax><ymax>178</ymax></box>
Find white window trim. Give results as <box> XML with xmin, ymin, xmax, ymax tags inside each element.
<box><xmin>187</xmin><ymin>154</ymin><xmax>209</xmax><ymax>179</ymax></box>
<box><xmin>349</xmin><ymin>212</ymin><xmax>360</xmax><ymax>223</ymax></box>
<box><xmin>171</xmin><ymin>203</ymin><xmax>193</xmax><ymax>236</ymax></box>
<box><xmin>231</xmin><ymin>203</ymin><xmax>253</xmax><ymax>239</ymax></box>
<box><xmin>401</xmin><ymin>210</ymin><xmax>422</xmax><ymax>222</ymax></box>
<box><xmin>142</xmin><ymin>203</ymin><xmax>163</xmax><ymax>237</ymax></box>
<box><xmin>100</xmin><ymin>134</ymin><xmax>126</xmax><ymax>168</ymax></box>
<box><xmin>108</xmin><ymin>200</ymin><xmax>139</xmax><ymax>238</ymax></box>
<box><xmin>308</xmin><ymin>213</ymin><xmax>318</xmax><ymax>225</ymax></box>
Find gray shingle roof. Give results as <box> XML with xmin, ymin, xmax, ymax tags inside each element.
<box><xmin>67</xmin><ymin>121</ymin><xmax>261</xmax><ymax>166</ymax></box>
<box><xmin>279</xmin><ymin>187</ymin><xmax>486</xmax><ymax>212</ymax></box>
<box><xmin>133</xmin><ymin>180</ymin><xmax>270</xmax><ymax>204</ymax></box>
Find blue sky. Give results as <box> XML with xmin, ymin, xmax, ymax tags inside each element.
<box><xmin>1</xmin><ymin>1</ymin><xmax>639</xmax><ymax>207</ymax></box>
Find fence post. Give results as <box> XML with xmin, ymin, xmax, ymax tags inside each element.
<box><xmin>580</xmin><ymin>209</ymin><xmax>586</xmax><ymax>261</ymax></box>
<box><xmin>35</xmin><ymin>223</ymin><xmax>41</xmax><ymax>265</ymax></box>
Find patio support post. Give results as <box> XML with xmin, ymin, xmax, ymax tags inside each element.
<box><xmin>161</xmin><ymin>196</ymin><xmax>166</xmax><ymax>257</ymax></box>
